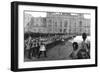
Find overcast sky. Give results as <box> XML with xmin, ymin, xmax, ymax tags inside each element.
<box><xmin>25</xmin><ymin>11</ymin><xmax>47</xmax><ymax>17</ymax></box>
<box><xmin>25</xmin><ymin>11</ymin><xmax>91</xmax><ymax>19</ymax></box>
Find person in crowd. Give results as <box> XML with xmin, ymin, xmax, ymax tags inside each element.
<box><xmin>87</xmin><ymin>41</ymin><xmax>90</xmax><ymax>58</ymax></box>
<box><xmin>26</xmin><ymin>36</ymin><xmax>33</xmax><ymax>59</ymax></box>
<box><xmin>60</xmin><ymin>38</ymin><xmax>65</xmax><ymax>45</ymax></box>
<box><xmin>27</xmin><ymin>39</ymin><xmax>39</xmax><ymax>58</ymax></box>
<box><xmin>77</xmin><ymin>48</ymin><xmax>89</xmax><ymax>59</ymax></box>
<box><xmin>36</xmin><ymin>41</ymin><xmax>40</xmax><ymax>57</ymax></box>
<box><xmin>24</xmin><ymin>39</ymin><xmax>28</xmax><ymax>58</ymax></box>
<box><xmin>31</xmin><ymin>42</ymin><xmax>37</xmax><ymax>57</ymax></box>
<box><xmin>33</xmin><ymin>40</ymin><xmax>40</xmax><ymax>57</ymax></box>
<box><xmin>69</xmin><ymin>42</ymin><xmax>79</xmax><ymax>59</ymax></box>
<box><xmin>77</xmin><ymin>33</ymin><xmax>90</xmax><ymax>59</ymax></box>
<box><xmin>38</xmin><ymin>42</ymin><xmax>47</xmax><ymax>58</ymax></box>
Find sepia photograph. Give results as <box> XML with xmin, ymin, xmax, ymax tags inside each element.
<box><xmin>24</xmin><ymin>11</ymin><xmax>91</xmax><ymax>62</ymax></box>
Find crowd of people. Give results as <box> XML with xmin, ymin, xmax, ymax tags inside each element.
<box><xmin>24</xmin><ymin>35</ymin><xmax>62</xmax><ymax>59</ymax></box>
<box><xmin>24</xmin><ymin>32</ymin><xmax>90</xmax><ymax>60</ymax></box>
<box><xmin>24</xmin><ymin>36</ymin><xmax>47</xmax><ymax>59</ymax></box>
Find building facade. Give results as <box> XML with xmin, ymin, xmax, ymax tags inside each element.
<box><xmin>24</xmin><ymin>13</ymin><xmax>33</xmax><ymax>32</ymax></box>
<box><xmin>46</xmin><ymin>12</ymin><xmax>90</xmax><ymax>35</ymax></box>
<box><xmin>24</xmin><ymin>12</ymin><xmax>90</xmax><ymax>35</ymax></box>
<box><xmin>24</xmin><ymin>15</ymin><xmax>47</xmax><ymax>33</ymax></box>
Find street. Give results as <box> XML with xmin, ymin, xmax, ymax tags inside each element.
<box><xmin>24</xmin><ymin>40</ymin><xmax>73</xmax><ymax>61</ymax></box>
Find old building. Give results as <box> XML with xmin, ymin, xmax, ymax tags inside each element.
<box><xmin>46</xmin><ymin>12</ymin><xmax>90</xmax><ymax>35</ymax></box>
<box><xmin>24</xmin><ymin>13</ymin><xmax>33</xmax><ymax>32</ymax></box>
<box><xmin>24</xmin><ymin>15</ymin><xmax>47</xmax><ymax>33</ymax></box>
<box><xmin>24</xmin><ymin>12</ymin><xmax>90</xmax><ymax>35</ymax></box>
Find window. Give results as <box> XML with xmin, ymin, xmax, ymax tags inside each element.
<box><xmin>55</xmin><ymin>21</ymin><xmax>57</xmax><ymax>27</ymax></box>
<box><xmin>63</xmin><ymin>29</ymin><xmax>66</xmax><ymax>33</ymax></box>
<box><xmin>42</xmin><ymin>18</ymin><xmax>46</xmax><ymax>27</ymax></box>
<box><xmin>60</xmin><ymin>21</ymin><xmax>62</xmax><ymax>27</ymax></box>
<box><xmin>49</xmin><ymin>19</ymin><xmax>52</xmax><ymax>24</ymax></box>
<box><xmin>64</xmin><ymin>21</ymin><xmax>68</xmax><ymax>27</ymax></box>
<box><xmin>60</xmin><ymin>29</ymin><xmax>62</xmax><ymax>32</ymax></box>
<box><xmin>36</xmin><ymin>24</ymin><xmax>38</xmax><ymax>26</ymax></box>
<box><xmin>79</xmin><ymin>21</ymin><xmax>82</xmax><ymax>26</ymax></box>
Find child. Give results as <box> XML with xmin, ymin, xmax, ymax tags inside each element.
<box><xmin>70</xmin><ymin>42</ymin><xmax>79</xmax><ymax>59</ymax></box>
<box><xmin>77</xmin><ymin>48</ymin><xmax>89</xmax><ymax>59</ymax></box>
<box><xmin>38</xmin><ymin>42</ymin><xmax>47</xmax><ymax>58</ymax></box>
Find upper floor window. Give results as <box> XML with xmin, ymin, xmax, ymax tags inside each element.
<box><xmin>64</xmin><ymin>21</ymin><xmax>68</xmax><ymax>27</ymax></box>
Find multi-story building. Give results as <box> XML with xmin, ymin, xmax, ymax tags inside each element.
<box><xmin>25</xmin><ymin>16</ymin><xmax>47</xmax><ymax>33</ymax></box>
<box><xmin>46</xmin><ymin>12</ymin><xmax>90</xmax><ymax>35</ymax></box>
<box><xmin>24</xmin><ymin>13</ymin><xmax>33</xmax><ymax>32</ymax></box>
<box><xmin>24</xmin><ymin>12</ymin><xmax>90</xmax><ymax>35</ymax></box>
